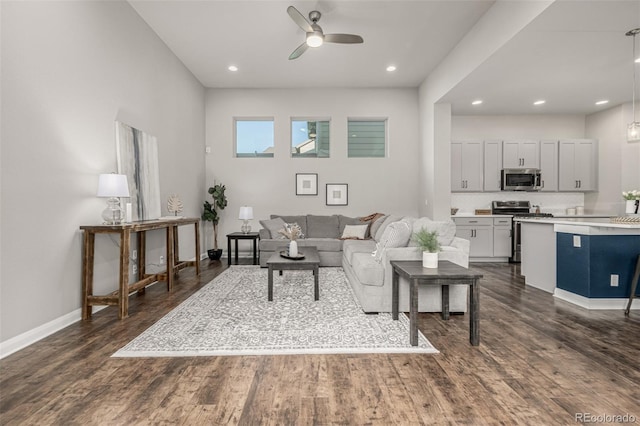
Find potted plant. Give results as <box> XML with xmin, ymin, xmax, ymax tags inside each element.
<box><xmin>412</xmin><ymin>228</ymin><xmax>440</xmax><ymax>268</ymax></box>
<box><xmin>202</xmin><ymin>183</ymin><xmax>227</xmax><ymax>260</ymax></box>
<box><xmin>623</xmin><ymin>189</ymin><xmax>640</xmax><ymax>215</ymax></box>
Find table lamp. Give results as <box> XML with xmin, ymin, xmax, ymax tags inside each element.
<box><xmin>239</xmin><ymin>206</ymin><xmax>253</xmax><ymax>234</ymax></box>
<box><xmin>97</xmin><ymin>173</ymin><xmax>130</xmax><ymax>224</ymax></box>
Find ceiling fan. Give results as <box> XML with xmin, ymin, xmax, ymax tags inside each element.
<box><xmin>287</xmin><ymin>5</ymin><xmax>364</xmax><ymax>60</ymax></box>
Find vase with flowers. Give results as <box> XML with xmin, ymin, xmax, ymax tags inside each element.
<box><xmin>278</xmin><ymin>223</ymin><xmax>304</xmax><ymax>257</ymax></box>
<box><xmin>623</xmin><ymin>190</ymin><xmax>640</xmax><ymax>215</ymax></box>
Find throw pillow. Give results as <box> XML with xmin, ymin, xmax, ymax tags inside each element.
<box><xmin>372</xmin><ymin>221</ymin><xmax>412</xmax><ymax>263</ymax></box>
<box><xmin>368</xmin><ymin>214</ymin><xmax>387</xmax><ymax>240</ymax></box>
<box><xmin>340</xmin><ymin>224</ymin><xmax>369</xmax><ymax>240</ymax></box>
<box><xmin>409</xmin><ymin>217</ymin><xmax>456</xmax><ymax>247</ymax></box>
<box><xmin>259</xmin><ymin>217</ymin><xmax>287</xmax><ymax>238</ymax></box>
<box><xmin>374</xmin><ymin>214</ymin><xmax>403</xmax><ymax>242</ymax></box>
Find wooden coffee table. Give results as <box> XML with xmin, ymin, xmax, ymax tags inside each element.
<box><xmin>266</xmin><ymin>246</ymin><xmax>320</xmax><ymax>301</ymax></box>
<box><xmin>391</xmin><ymin>260</ymin><xmax>483</xmax><ymax>346</ymax></box>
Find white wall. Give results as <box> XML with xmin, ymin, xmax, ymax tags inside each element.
<box><xmin>1</xmin><ymin>1</ymin><xmax>205</xmax><ymax>352</ymax></box>
<box><xmin>452</xmin><ymin>114</ymin><xmax>585</xmax><ymax>140</ymax></box>
<box><xmin>585</xmin><ymin>102</ymin><xmax>640</xmax><ymax>215</ymax></box>
<box><xmin>204</xmin><ymin>88</ymin><xmax>420</xmax><ymax>250</ymax></box>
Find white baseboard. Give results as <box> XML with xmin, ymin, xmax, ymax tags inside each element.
<box><xmin>0</xmin><ymin>305</ymin><xmax>106</xmax><ymax>359</ymax></box>
<box><xmin>554</xmin><ymin>288</ymin><xmax>638</xmax><ymax>310</ymax></box>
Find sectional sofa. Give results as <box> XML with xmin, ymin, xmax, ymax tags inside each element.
<box><xmin>258</xmin><ymin>214</ymin><xmax>470</xmax><ymax>313</ymax></box>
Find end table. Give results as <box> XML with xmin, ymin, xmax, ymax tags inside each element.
<box><xmin>226</xmin><ymin>232</ymin><xmax>260</xmax><ymax>266</ymax></box>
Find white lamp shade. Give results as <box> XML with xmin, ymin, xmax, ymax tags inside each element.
<box><xmin>97</xmin><ymin>174</ymin><xmax>130</xmax><ymax>198</ymax></box>
<box><xmin>239</xmin><ymin>206</ymin><xmax>254</xmax><ymax>220</ymax></box>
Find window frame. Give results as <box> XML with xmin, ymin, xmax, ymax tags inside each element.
<box><xmin>347</xmin><ymin>118</ymin><xmax>388</xmax><ymax>158</ymax></box>
<box><xmin>234</xmin><ymin>117</ymin><xmax>275</xmax><ymax>158</ymax></box>
<box><xmin>290</xmin><ymin>117</ymin><xmax>331</xmax><ymax>158</ymax></box>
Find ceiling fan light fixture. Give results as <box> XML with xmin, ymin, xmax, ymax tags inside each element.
<box><xmin>306</xmin><ymin>32</ymin><xmax>324</xmax><ymax>48</ymax></box>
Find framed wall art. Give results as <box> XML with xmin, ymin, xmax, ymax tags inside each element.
<box><xmin>116</xmin><ymin>121</ymin><xmax>162</xmax><ymax>221</ymax></box>
<box><xmin>326</xmin><ymin>183</ymin><xmax>348</xmax><ymax>206</ymax></box>
<box><xmin>295</xmin><ymin>173</ymin><xmax>318</xmax><ymax>195</ymax></box>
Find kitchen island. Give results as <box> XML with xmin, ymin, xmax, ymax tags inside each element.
<box><xmin>518</xmin><ymin>217</ymin><xmax>640</xmax><ymax>310</ymax></box>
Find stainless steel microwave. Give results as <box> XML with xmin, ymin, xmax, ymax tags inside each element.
<box><xmin>501</xmin><ymin>168</ymin><xmax>541</xmax><ymax>191</ymax></box>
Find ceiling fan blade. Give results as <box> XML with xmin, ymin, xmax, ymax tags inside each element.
<box><xmin>287</xmin><ymin>6</ymin><xmax>313</xmax><ymax>33</ymax></box>
<box><xmin>324</xmin><ymin>33</ymin><xmax>363</xmax><ymax>44</ymax></box>
<box><xmin>289</xmin><ymin>42</ymin><xmax>309</xmax><ymax>60</ymax></box>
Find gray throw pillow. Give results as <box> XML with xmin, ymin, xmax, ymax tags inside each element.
<box><xmin>259</xmin><ymin>217</ymin><xmax>286</xmax><ymax>239</ymax></box>
<box><xmin>369</xmin><ymin>215</ymin><xmax>387</xmax><ymax>240</ymax></box>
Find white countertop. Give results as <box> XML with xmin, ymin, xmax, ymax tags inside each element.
<box><xmin>516</xmin><ymin>217</ymin><xmax>640</xmax><ymax>229</ymax></box>
<box><xmin>452</xmin><ymin>214</ymin><xmax>512</xmax><ymax>218</ymax></box>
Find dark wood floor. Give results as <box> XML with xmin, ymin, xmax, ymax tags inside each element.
<box><xmin>1</xmin><ymin>260</ymin><xmax>639</xmax><ymax>425</ymax></box>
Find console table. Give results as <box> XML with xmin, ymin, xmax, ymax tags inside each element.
<box><xmin>391</xmin><ymin>260</ymin><xmax>483</xmax><ymax>346</ymax></box>
<box><xmin>80</xmin><ymin>217</ymin><xmax>200</xmax><ymax>320</ymax></box>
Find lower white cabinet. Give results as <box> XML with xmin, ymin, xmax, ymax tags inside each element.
<box><xmin>454</xmin><ymin>216</ymin><xmax>512</xmax><ymax>261</ymax></box>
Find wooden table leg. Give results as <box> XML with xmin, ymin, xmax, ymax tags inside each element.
<box><xmin>441</xmin><ymin>284</ymin><xmax>450</xmax><ymax>320</ymax></box>
<box><xmin>314</xmin><ymin>265</ymin><xmax>319</xmax><ymax>301</ymax></box>
<box><xmin>268</xmin><ymin>265</ymin><xmax>274</xmax><ymax>301</ymax></box>
<box><xmin>392</xmin><ymin>268</ymin><xmax>399</xmax><ymax>320</ymax></box>
<box><xmin>410</xmin><ymin>278</ymin><xmax>418</xmax><ymax>346</ymax></box>
<box><xmin>194</xmin><ymin>221</ymin><xmax>201</xmax><ymax>275</ymax></box>
<box><xmin>166</xmin><ymin>225</ymin><xmax>175</xmax><ymax>291</ymax></box>
<box><xmin>119</xmin><ymin>229</ymin><xmax>131</xmax><ymax>319</ymax></box>
<box><xmin>81</xmin><ymin>231</ymin><xmax>95</xmax><ymax>320</ymax></box>
<box><xmin>173</xmin><ymin>226</ymin><xmax>179</xmax><ymax>276</ymax></box>
<box><xmin>470</xmin><ymin>279</ymin><xmax>480</xmax><ymax>346</ymax></box>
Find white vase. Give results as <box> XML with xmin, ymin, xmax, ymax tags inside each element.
<box><xmin>289</xmin><ymin>240</ymin><xmax>298</xmax><ymax>257</ymax></box>
<box><xmin>626</xmin><ymin>199</ymin><xmax>639</xmax><ymax>215</ymax></box>
<box><xmin>422</xmin><ymin>251</ymin><xmax>438</xmax><ymax>268</ymax></box>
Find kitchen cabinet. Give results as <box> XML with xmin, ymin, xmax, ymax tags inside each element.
<box><xmin>539</xmin><ymin>140</ymin><xmax>558</xmax><ymax>192</ymax></box>
<box><xmin>453</xmin><ymin>217</ymin><xmax>493</xmax><ymax>258</ymax></box>
<box><xmin>483</xmin><ymin>140</ymin><xmax>502</xmax><ymax>192</ymax></box>
<box><xmin>451</xmin><ymin>141</ymin><xmax>483</xmax><ymax>192</ymax></box>
<box><xmin>493</xmin><ymin>217</ymin><xmax>512</xmax><ymax>258</ymax></box>
<box><xmin>503</xmin><ymin>140</ymin><xmax>540</xmax><ymax>168</ymax></box>
<box><xmin>558</xmin><ymin>139</ymin><xmax>598</xmax><ymax>191</ymax></box>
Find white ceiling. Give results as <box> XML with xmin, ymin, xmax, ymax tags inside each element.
<box><xmin>129</xmin><ymin>0</ymin><xmax>640</xmax><ymax>116</ymax></box>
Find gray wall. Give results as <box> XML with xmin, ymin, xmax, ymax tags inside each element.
<box><xmin>204</xmin><ymin>88</ymin><xmax>420</xmax><ymax>249</ymax></box>
<box><xmin>1</xmin><ymin>1</ymin><xmax>206</xmax><ymax>347</ymax></box>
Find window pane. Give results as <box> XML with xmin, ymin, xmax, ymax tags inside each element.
<box><xmin>348</xmin><ymin>120</ymin><xmax>386</xmax><ymax>158</ymax></box>
<box><xmin>291</xmin><ymin>120</ymin><xmax>330</xmax><ymax>158</ymax></box>
<box><xmin>235</xmin><ymin>119</ymin><xmax>274</xmax><ymax>157</ymax></box>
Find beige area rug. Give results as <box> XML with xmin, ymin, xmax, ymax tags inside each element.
<box><xmin>113</xmin><ymin>266</ymin><xmax>438</xmax><ymax>357</ymax></box>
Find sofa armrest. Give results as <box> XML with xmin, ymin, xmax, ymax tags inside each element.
<box><xmin>259</xmin><ymin>229</ymin><xmax>271</xmax><ymax>240</ymax></box>
<box><xmin>450</xmin><ymin>236</ymin><xmax>470</xmax><ymax>254</ymax></box>
<box><xmin>440</xmin><ymin>237</ymin><xmax>470</xmax><ymax>268</ymax></box>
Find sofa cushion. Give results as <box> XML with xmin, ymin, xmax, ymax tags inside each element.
<box><xmin>408</xmin><ymin>217</ymin><xmax>456</xmax><ymax>247</ymax></box>
<box><xmin>259</xmin><ymin>217</ymin><xmax>287</xmax><ymax>239</ymax></box>
<box><xmin>369</xmin><ymin>215</ymin><xmax>387</xmax><ymax>240</ymax></box>
<box><xmin>340</xmin><ymin>224</ymin><xmax>369</xmax><ymax>240</ymax></box>
<box><xmin>351</xmin><ymin>252</ymin><xmax>384</xmax><ymax>287</ymax></box>
<box><xmin>306</xmin><ymin>215</ymin><xmax>340</xmax><ymax>238</ymax></box>
<box><xmin>374</xmin><ymin>215</ymin><xmax>404</xmax><ymax>242</ymax></box>
<box><xmin>271</xmin><ymin>215</ymin><xmax>307</xmax><ymax>236</ymax></box>
<box><xmin>338</xmin><ymin>215</ymin><xmax>363</xmax><ymax>235</ymax></box>
<box><xmin>373</xmin><ymin>221</ymin><xmax>412</xmax><ymax>262</ymax></box>
<box><xmin>343</xmin><ymin>239</ymin><xmax>377</xmax><ymax>264</ymax></box>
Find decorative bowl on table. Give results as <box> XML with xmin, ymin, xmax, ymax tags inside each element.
<box><xmin>280</xmin><ymin>251</ymin><xmax>305</xmax><ymax>260</ymax></box>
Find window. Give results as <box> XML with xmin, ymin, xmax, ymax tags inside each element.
<box><xmin>235</xmin><ymin>119</ymin><xmax>274</xmax><ymax>157</ymax></box>
<box><xmin>291</xmin><ymin>119</ymin><xmax>330</xmax><ymax>158</ymax></box>
<box><xmin>347</xmin><ymin>119</ymin><xmax>386</xmax><ymax>158</ymax></box>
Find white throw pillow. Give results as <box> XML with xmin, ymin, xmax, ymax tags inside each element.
<box><xmin>340</xmin><ymin>224</ymin><xmax>369</xmax><ymax>240</ymax></box>
<box><xmin>372</xmin><ymin>221</ymin><xmax>412</xmax><ymax>262</ymax></box>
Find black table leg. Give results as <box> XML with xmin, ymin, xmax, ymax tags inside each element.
<box><xmin>227</xmin><ymin>237</ymin><xmax>231</xmax><ymax>266</ymax></box>
<box><xmin>234</xmin><ymin>239</ymin><xmax>239</xmax><ymax>264</ymax></box>
<box><xmin>268</xmin><ymin>265</ymin><xmax>274</xmax><ymax>301</ymax></box>
<box><xmin>392</xmin><ymin>268</ymin><xmax>399</xmax><ymax>320</ymax></box>
<box><xmin>314</xmin><ymin>265</ymin><xmax>319</xmax><ymax>300</ymax></box>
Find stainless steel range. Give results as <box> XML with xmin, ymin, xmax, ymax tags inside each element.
<box><xmin>491</xmin><ymin>201</ymin><xmax>554</xmax><ymax>263</ymax></box>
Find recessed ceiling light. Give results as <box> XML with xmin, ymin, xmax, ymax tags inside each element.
<box><xmin>471</xmin><ymin>100</ymin><xmax>483</xmax><ymax>105</ymax></box>
<box><xmin>636</xmin><ymin>57</ymin><xmax>640</xmax><ymax>63</ymax></box>
<box><xmin>386</xmin><ymin>65</ymin><xmax>397</xmax><ymax>72</ymax></box>
<box><xmin>533</xmin><ymin>100</ymin><xmax>546</xmax><ymax>105</ymax></box>
<box><xmin>595</xmin><ymin>100</ymin><xmax>609</xmax><ymax>105</ymax></box>
<box><xmin>228</xmin><ymin>65</ymin><xmax>238</xmax><ymax>72</ymax></box>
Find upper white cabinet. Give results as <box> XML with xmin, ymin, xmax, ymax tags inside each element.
<box><xmin>503</xmin><ymin>140</ymin><xmax>540</xmax><ymax>168</ymax></box>
<box><xmin>539</xmin><ymin>140</ymin><xmax>558</xmax><ymax>192</ymax></box>
<box><xmin>483</xmin><ymin>140</ymin><xmax>503</xmax><ymax>192</ymax></box>
<box><xmin>558</xmin><ymin>139</ymin><xmax>598</xmax><ymax>192</ymax></box>
<box><xmin>451</xmin><ymin>141</ymin><xmax>483</xmax><ymax>192</ymax></box>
